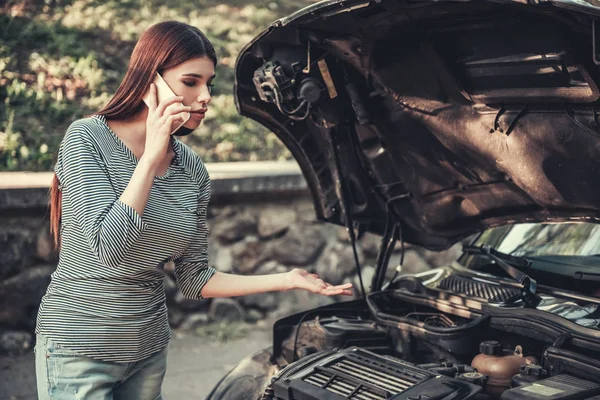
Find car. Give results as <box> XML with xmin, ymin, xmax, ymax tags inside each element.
<box><xmin>207</xmin><ymin>1</ymin><xmax>600</xmax><ymax>399</ymax></box>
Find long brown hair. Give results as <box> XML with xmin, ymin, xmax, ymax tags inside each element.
<box><xmin>49</xmin><ymin>21</ymin><xmax>217</xmax><ymax>248</ymax></box>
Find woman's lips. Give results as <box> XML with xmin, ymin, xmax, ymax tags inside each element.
<box><xmin>189</xmin><ymin>110</ymin><xmax>206</xmax><ymax>120</ymax></box>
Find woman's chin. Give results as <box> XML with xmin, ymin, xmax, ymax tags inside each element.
<box><xmin>183</xmin><ymin>119</ymin><xmax>202</xmax><ymax>130</ymax></box>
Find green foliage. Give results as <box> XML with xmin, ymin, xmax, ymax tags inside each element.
<box><xmin>193</xmin><ymin>320</ymin><xmax>251</xmax><ymax>343</ymax></box>
<box><xmin>0</xmin><ymin>0</ymin><xmax>317</xmax><ymax>170</ymax></box>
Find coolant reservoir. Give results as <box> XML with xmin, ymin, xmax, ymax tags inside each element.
<box><xmin>471</xmin><ymin>341</ymin><xmax>537</xmax><ymax>397</ymax></box>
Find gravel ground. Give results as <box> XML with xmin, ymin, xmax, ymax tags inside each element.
<box><xmin>0</xmin><ymin>326</ymin><xmax>272</xmax><ymax>400</ymax></box>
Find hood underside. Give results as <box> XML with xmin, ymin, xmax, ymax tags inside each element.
<box><xmin>234</xmin><ymin>0</ymin><xmax>600</xmax><ymax>250</ymax></box>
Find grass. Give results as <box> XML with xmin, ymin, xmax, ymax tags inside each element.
<box><xmin>0</xmin><ymin>0</ymin><xmax>318</xmax><ymax>170</ymax></box>
<box><xmin>193</xmin><ymin>320</ymin><xmax>251</xmax><ymax>343</ymax></box>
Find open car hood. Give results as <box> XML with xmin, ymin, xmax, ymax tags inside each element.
<box><xmin>234</xmin><ymin>0</ymin><xmax>600</xmax><ymax>250</ymax></box>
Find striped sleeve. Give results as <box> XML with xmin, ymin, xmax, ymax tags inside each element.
<box><xmin>173</xmin><ymin>162</ymin><xmax>216</xmax><ymax>299</ymax></box>
<box><xmin>57</xmin><ymin>121</ymin><xmax>148</xmax><ymax>269</ymax></box>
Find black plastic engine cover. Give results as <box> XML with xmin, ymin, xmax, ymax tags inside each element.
<box><xmin>500</xmin><ymin>375</ymin><xmax>600</xmax><ymax>399</ymax></box>
<box><xmin>281</xmin><ymin>316</ymin><xmax>391</xmax><ymax>363</ymax></box>
<box><xmin>271</xmin><ymin>347</ymin><xmax>482</xmax><ymax>400</ymax></box>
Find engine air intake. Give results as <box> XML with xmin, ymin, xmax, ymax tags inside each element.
<box><xmin>439</xmin><ymin>275</ymin><xmax>521</xmax><ymax>303</ymax></box>
<box><xmin>270</xmin><ymin>347</ymin><xmax>482</xmax><ymax>399</ymax></box>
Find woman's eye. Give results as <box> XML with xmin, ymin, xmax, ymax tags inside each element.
<box><xmin>183</xmin><ymin>81</ymin><xmax>196</xmax><ymax>87</ymax></box>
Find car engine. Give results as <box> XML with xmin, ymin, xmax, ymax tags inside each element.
<box><xmin>257</xmin><ymin>278</ymin><xmax>600</xmax><ymax>400</ymax></box>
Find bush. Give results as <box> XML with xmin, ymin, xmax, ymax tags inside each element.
<box><xmin>0</xmin><ymin>0</ymin><xmax>316</xmax><ymax>170</ymax></box>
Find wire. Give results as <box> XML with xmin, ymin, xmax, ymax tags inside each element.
<box><xmin>287</xmin><ymin>103</ymin><xmax>312</xmax><ymax>121</ymax></box>
<box><xmin>271</xmin><ymin>84</ymin><xmax>306</xmax><ymax>115</ymax></box>
<box><xmin>387</xmin><ymin>223</ymin><xmax>404</xmax><ymax>286</ymax></box>
<box><xmin>291</xmin><ymin>311</ymin><xmax>315</xmax><ymax>362</ymax></box>
<box><xmin>287</xmin><ymin>100</ymin><xmax>308</xmax><ymax>115</ymax></box>
<box><xmin>261</xmin><ymin>82</ymin><xmax>312</xmax><ymax>121</ymax></box>
<box><xmin>385</xmin><ymin>271</ymin><xmax>402</xmax><ymax>291</ymax></box>
<box><xmin>273</xmin><ymin>87</ymin><xmax>311</xmax><ymax>121</ymax></box>
<box><xmin>380</xmin><ymin>196</ymin><xmax>404</xmax><ymax>288</ymax></box>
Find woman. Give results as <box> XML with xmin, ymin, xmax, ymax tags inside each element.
<box><xmin>36</xmin><ymin>21</ymin><xmax>352</xmax><ymax>400</ymax></box>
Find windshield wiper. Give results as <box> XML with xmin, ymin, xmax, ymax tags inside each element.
<box><xmin>462</xmin><ymin>245</ymin><xmax>539</xmax><ymax>306</ymax></box>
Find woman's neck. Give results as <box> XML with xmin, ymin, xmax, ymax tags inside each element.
<box><xmin>107</xmin><ymin>109</ymin><xmax>150</xmax><ymax>160</ymax></box>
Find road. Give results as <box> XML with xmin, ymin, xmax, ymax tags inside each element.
<box><xmin>0</xmin><ymin>327</ymin><xmax>271</xmax><ymax>400</ymax></box>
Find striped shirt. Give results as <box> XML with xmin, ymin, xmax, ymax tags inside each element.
<box><xmin>35</xmin><ymin>115</ymin><xmax>216</xmax><ymax>362</ymax></box>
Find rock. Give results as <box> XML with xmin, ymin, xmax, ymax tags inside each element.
<box><xmin>419</xmin><ymin>244</ymin><xmax>462</xmax><ymax>267</ymax></box>
<box><xmin>359</xmin><ymin>233</ymin><xmax>382</xmax><ymax>258</ymax></box>
<box><xmin>163</xmin><ymin>274</ymin><xmax>178</xmax><ymax>300</ymax></box>
<box><xmin>316</xmin><ymin>254</ymin><xmax>344</xmax><ymax>285</ymax></box>
<box><xmin>173</xmin><ymin>291</ymin><xmax>211</xmax><ymax>311</ymax></box>
<box><xmin>392</xmin><ymin>239</ymin><xmax>414</xmax><ymax>253</ymax></box>
<box><xmin>255</xmin><ymin>261</ymin><xmax>287</xmax><ymax>275</ymax></box>
<box><xmin>267</xmin><ymin>290</ymin><xmax>335</xmax><ymax>321</ymax></box>
<box><xmin>35</xmin><ymin>225</ymin><xmax>56</xmax><ymax>263</ymax></box>
<box><xmin>0</xmin><ymin>331</ymin><xmax>33</xmax><ymax>356</ymax></box>
<box><xmin>295</xmin><ymin>200</ymin><xmax>317</xmax><ymax>223</ymax></box>
<box><xmin>179</xmin><ymin>312</ymin><xmax>210</xmax><ymax>330</ymax></box>
<box><xmin>209</xmin><ymin>298</ymin><xmax>245</xmax><ymax>322</ymax></box>
<box><xmin>0</xmin><ymin>229</ymin><xmax>37</xmax><ymax>280</ymax></box>
<box><xmin>239</xmin><ymin>292</ymin><xmax>280</xmax><ymax>311</ymax></box>
<box><xmin>245</xmin><ymin>308</ymin><xmax>264</xmax><ymax>323</ymax></box>
<box><xmin>338</xmin><ymin>229</ymin><xmax>382</xmax><ymax>254</ymax></box>
<box><xmin>168</xmin><ymin>308</ymin><xmax>185</xmax><ymax>328</ymax></box>
<box><xmin>208</xmin><ymin>237</ymin><xmax>219</xmax><ymax>263</ymax></box>
<box><xmin>213</xmin><ymin>246</ymin><xmax>233</xmax><ymax>273</ymax></box>
<box><xmin>360</xmin><ymin>266</ymin><xmax>376</xmax><ymax>292</ymax></box>
<box><xmin>212</xmin><ymin>212</ymin><xmax>256</xmax><ymax>243</ymax></box>
<box><xmin>231</xmin><ymin>237</ymin><xmax>266</xmax><ymax>274</ymax></box>
<box><xmin>258</xmin><ymin>207</ymin><xmax>297</xmax><ymax>238</ymax></box>
<box><xmin>351</xmin><ymin>266</ymin><xmax>376</xmax><ymax>296</ymax></box>
<box><xmin>0</xmin><ymin>265</ymin><xmax>54</xmax><ymax>329</ymax></box>
<box><xmin>209</xmin><ymin>206</ymin><xmax>237</xmax><ymax>219</ymax></box>
<box><xmin>266</xmin><ymin>225</ymin><xmax>328</xmax><ymax>266</ymax></box>
<box><xmin>316</xmin><ymin>244</ymin><xmax>364</xmax><ymax>285</ymax></box>
<box><xmin>337</xmin><ymin>227</ymin><xmax>350</xmax><ymax>243</ymax></box>
<box><xmin>391</xmin><ymin>250</ymin><xmax>431</xmax><ymax>275</ymax></box>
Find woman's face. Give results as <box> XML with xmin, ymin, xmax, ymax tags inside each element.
<box><xmin>161</xmin><ymin>56</ymin><xmax>215</xmax><ymax>129</ymax></box>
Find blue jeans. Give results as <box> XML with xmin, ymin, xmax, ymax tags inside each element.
<box><xmin>35</xmin><ymin>334</ymin><xmax>167</xmax><ymax>400</ymax></box>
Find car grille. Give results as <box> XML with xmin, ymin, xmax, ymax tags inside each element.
<box><xmin>439</xmin><ymin>274</ymin><xmax>521</xmax><ymax>303</ymax></box>
<box><xmin>301</xmin><ymin>348</ymin><xmax>428</xmax><ymax>399</ymax></box>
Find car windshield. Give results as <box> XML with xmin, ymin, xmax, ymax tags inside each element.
<box><xmin>461</xmin><ymin>222</ymin><xmax>600</xmax><ymax>330</ymax></box>
<box><xmin>471</xmin><ymin>222</ymin><xmax>600</xmax><ymax>257</ymax></box>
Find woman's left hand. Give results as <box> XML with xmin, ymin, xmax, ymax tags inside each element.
<box><xmin>285</xmin><ymin>268</ymin><xmax>354</xmax><ymax>296</ymax></box>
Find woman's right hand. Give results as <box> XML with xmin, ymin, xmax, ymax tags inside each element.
<box><xmin>142</xmin><ymin>83</ymin><xmax>191</xmax><ymax>167</ymax></box>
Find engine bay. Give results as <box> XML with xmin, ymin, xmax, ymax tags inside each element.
<box><xmin>261</xmin><ymin>278</ymin><xmax>600</xmax><ymax>400</ymax></box>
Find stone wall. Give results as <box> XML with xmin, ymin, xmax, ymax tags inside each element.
<box><xmin>0</xmin><ymin>164</ymin><xmax>462</xmax><ymax>355</ymax></box>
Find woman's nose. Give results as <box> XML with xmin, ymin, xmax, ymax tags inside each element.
<box><xmin>197</xmin><ymin>87</ymin><xmax>211</xmax><ymax>104</ymax></box>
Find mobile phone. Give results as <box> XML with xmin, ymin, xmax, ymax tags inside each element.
<box><xmin>142</xmin><ymin>72</ymin><xmax>191</xmax><ymax>135</ymax></box>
